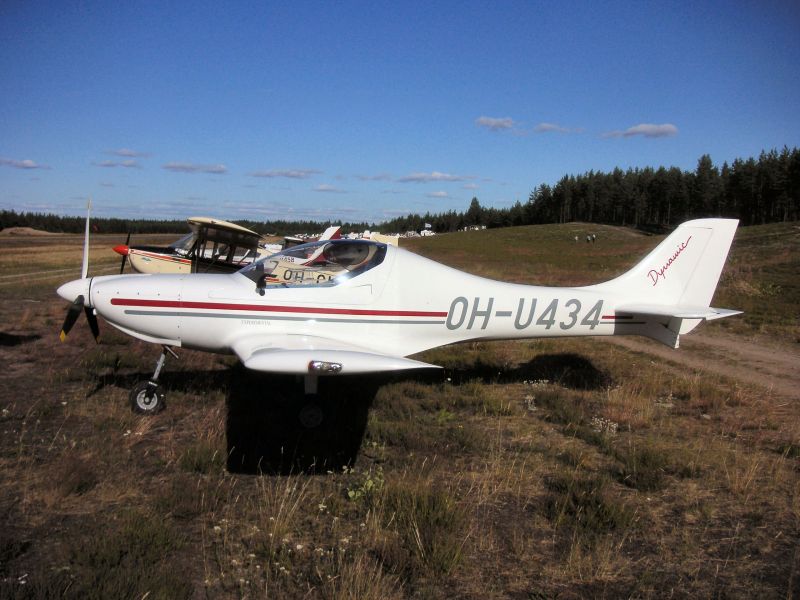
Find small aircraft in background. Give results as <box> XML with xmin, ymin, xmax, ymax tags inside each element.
<box><xmin>112</xmin><ymin>217</ymin><xmax>341</xmax><ymax>275</ymax></box>
<box><xmin>59</xmin><ymin>212</ymin><xmax>740</xmax><ymax>423</ymax></box>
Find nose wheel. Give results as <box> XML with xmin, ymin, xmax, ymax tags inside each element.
<box><xmin>130</xmin><ymin>345</ymin><xmax>177</xmax><ymax>414</ymax></box>
<box><xmin>130</xmin><ymin>381</ymin><xmax>166</xmax><ymax>414</ymax></box>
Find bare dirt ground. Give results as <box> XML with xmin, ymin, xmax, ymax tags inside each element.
<box><xmin>606</xmin><ymin>328</ymin><xmax>800</xmax><ymax>402</ymax></box>
<box><xmin>0</xmin><ymin>227</ymin><xmax>58</xmax><ymax>236</ymax></box>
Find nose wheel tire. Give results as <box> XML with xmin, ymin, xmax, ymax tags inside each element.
<box><xmin>130</xmin><ymin>381</ymin><xmax>166</xmax><ymax>414</ymax></box>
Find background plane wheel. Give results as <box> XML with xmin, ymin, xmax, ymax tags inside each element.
<box><xmin>130</xmin><ymin>381</ymin><xmax>166</xmax><ymax>414</ymax></box>
<box><xmin>297</xmin><ymin>402</ymin><xmax>324</xmax><ymax>429</ymax></box>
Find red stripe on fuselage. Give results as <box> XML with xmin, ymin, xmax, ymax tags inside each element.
<box><xmin>110</xmin><ymin>297</ymin><xmax>447</xmax><ymax>318</ymax></box>
<box><xmin>130</xmin><ymin>250</ymin><xmax>191</xmax><ymax>265</ymax></box>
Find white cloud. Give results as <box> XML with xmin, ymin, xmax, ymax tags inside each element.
<box><xmin>222</xmin><ymin>201</ymin><xmax>364</xmax><ymax>221</ymax></box>
<box><xmin>249</xmin><ymin>168</ymin><xmax>321</xmax><ymax>179</ymax></box>
<box><xmin>535</xmin><ymin>122</ymin><xmax>571</xmax><ymax>134</ymax></box>
<box><xmin>398</xmin><ymin>171</ymin><xmax>473</xmax><ymax>183</ymax></box>
<box><xmin>381</xmin><ymin>209</ymin><xmax>414</xmax><ymax>217</ymax></box>
<box><xmin>462</xmin><ymin>183</ymin><xmax>479</xmax><ymax>190</ymax></box>
<box><xmin>604</xmin><ymin>123</ymin><xmax>678</xmax><ymax>138</ymax></box>
<box><xmin>163</xmin><ymin>162</ymin><xmax>227</xmax><ymax>174</ymax></box>
<box><xmin>313</xmin><ymin>184</ymin><xmax>346</xmax><ymax>193</ymax></box>
<box><xmin>109</xmin><ymin>148</ymin><xmax>150</xmax><ymax>158</ymax></box>
<box><xmin>427</xmin><ymin>191</ymin><xmax>449</xmax><ymax>198</ymax></box>
<box><xmin>475</xmin><ymin>116</ymin><xmax>516</xmax><ymax>131</ymax></box>
<box><xmin>356</xmin><ymin>173</ymin><xmax>392</xmax><ymax>181</ymax></box>
<box><xmin>0</xmin><ymin>157</ymin><xmax>49</xmax><ymax>169</ymax></box>
<box><xmin>93</xmin><ymin>159</ymin><xmax>141</xmax><ymax>168</ymax></box>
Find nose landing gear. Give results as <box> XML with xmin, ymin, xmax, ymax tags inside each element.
<box><xmin>129</xmin><ymin>345</ymin><xmax>178</xmax><ymax>414</ymax></box>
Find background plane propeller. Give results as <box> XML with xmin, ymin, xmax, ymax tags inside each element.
<box><xmin>116</xmin><ymin>232</ymin><xmax>131</xmax><ymax>274</ymax></box>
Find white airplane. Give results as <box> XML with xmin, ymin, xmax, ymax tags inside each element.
<box><xmin>113</xmin><ymin>217</ymin><xmax>271</xmax><ymax>275</ymax></box>
<box><xmin>57</xmin><ymin>216</ymin><xmax>740</xmax><ymax>419</ymax></box>
<box><xmin>113</xmin><ymin>218</ymin><xmax>343</xmax><ymax>275</ymax></box>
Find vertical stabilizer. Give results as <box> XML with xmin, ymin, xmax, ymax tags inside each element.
<box><xmin>586</xmin><ymin>219</ymin><xmax>738</xmax><ymax>307</ymax></box>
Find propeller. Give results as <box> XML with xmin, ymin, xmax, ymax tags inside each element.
<box><xmin>59</xmin><ymin>295</ymin><xmax>100</xmax><ymax>343</ymax></box>
<box><xmin>58</xmin><ymin>199</ymin><xmax>100</xmax><ymax>344</ymax></box>
<box><xmin>116</xmin><ymin>232</ymin><xmax>131</xmax><ymax>274</ymax></box>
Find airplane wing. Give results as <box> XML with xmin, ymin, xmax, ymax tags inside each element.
<box><xmin>231</xmin><ymin>334</ymin><xmax>440</xmax><ymax>375</ymax></box>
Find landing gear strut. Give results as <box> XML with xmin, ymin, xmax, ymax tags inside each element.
<box><xmin>129</xmin><ymin>345</ymin><xmax>178</xmax><ymax>414</ymax></box>
<box><xmin>296</xmin><ymin>374</ymin><xmax>323</xmax><ymax>428</ymax></box>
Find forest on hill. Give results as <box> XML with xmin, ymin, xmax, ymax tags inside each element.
<box><xmin>383</xmin><ymin>147</ymin><xmax>800</xmax><ymax>233</ymax></box>
<box><xmin>0</xmin><ymin>213</ymin><xmax>372</xmax><ymax>237</ymax></box>
<box><xmin>2</xmin><ymin>147</ymin><xmax>798</xmax><ymax>235</ymax></box>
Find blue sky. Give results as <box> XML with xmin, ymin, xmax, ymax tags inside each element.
<box><xmin>2</xmin><ymin>1</ymin><xmax>799</xmax><ymax>224</ymax></box>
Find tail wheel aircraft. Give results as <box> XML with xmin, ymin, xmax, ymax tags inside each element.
<box><xmin>59</xmin><ymin>213</ymin><xmax>740</xmax><ymax>420</ymax></box>
<box><xmin>112</xmin><ymin>217</ymin><xmax>342</xmax><ymax>275</ymax></box>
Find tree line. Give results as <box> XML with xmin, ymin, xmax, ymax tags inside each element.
<box><xmin>2</xmin><ymin>147</ymin><xmax>797</xmax><ymax>235</ymax></box>
<box><xmin>0</xmin><ymin>211</ymin><xmax>374</xmax><ymax>237</ymax></box>
<box><xmin>382</xmin><ymin>147</ymin><xmax>800</xmax><ymax>233</ymax></box>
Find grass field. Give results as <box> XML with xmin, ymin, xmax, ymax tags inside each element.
<box><xmin>0</xmin><ymin>222</ymin><xmax>798</xmax><ymax>598</ymax></box>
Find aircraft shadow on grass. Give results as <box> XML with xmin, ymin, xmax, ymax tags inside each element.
<box><xmin>85</xmin><ymin>366</ymin><xmax>378</xmax><ymax>476</ymax></box>
<box><xmin>86</xmin><ymin>352</ymin><xmax>605</xmax><ymax>476</ymax></box>
<box><xmin>224</xmin><ymin>352</ymin><xmax>607</xmax><ymax>476</ymax></box>
<box><xmin>444</xmin><ymin>352</ymin><xmax>610</xmax><ymax>390</ymax></box>
<box><xmin>0</xmin><ymin>332</ymin><xmax>41</xmax><ymax>347</ymax></box>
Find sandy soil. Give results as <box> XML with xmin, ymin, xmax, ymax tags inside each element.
<box><xmin>0</xmin><ymin>227</ymin><xmax>59</xmax><ymax>236</ymax></box>
<box><xmin>605</xmin><ymin>329</ymin><xmax>800</xmax><ymax>402</ymax></box>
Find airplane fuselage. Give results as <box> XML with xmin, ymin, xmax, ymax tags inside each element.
<box><xmin>67</xmin><ymin>247</ymin><xmax>637</xmax><ymax>360</ymax></box>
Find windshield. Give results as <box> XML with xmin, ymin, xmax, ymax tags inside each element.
<box><xmin>169</xmin><ymin>232</ymin><xmax>196</xmax><ymax>254</ymax></box>
<box><xmin>240</xmin><ymin>240</ymin><xmax>386</xmax><ymax>287</ymax></box>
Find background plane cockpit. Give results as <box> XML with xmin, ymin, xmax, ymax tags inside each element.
<box><xmin>240</xmin><ymin>239</ymin><xmax>387</xmax><ymax>288</ymax></box>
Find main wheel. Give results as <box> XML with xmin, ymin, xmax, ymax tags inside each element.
<box><xmin>130</xmin><ymin>381</ymin><xmax>166</xmax><ymax>414</ymax></box>
<box><xmin>297</xmin><ymin>402</ymin><xmax>324</xmax><ymax>429</ymax></box>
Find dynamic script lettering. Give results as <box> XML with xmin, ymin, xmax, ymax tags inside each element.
<box><xmin>647</xmin><ymin>236</ymin><xmax>692</xmax><ymax>286</ymax></box>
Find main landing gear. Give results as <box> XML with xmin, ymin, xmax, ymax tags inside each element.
<box><xmin>296</xmin><ymin>374</ymin><xmax>325</xmax><ymax>429</ymax></box>
<box><xmin>129</xmin><ymin>345</ymin><xmax>178</xmax><ymax>414</ymax></box>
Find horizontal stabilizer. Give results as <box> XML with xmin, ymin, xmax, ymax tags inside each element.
<box><xmin>615</xmin><ymin>304</ymin><xmax>743</xmax><ymax>321</ymax></box>
<box><xmin>613</xmin><ymin>304</ymin><xmax>741</xmax><ymax>349</ymax></box>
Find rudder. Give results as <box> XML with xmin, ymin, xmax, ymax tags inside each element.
<box><xmin>587</xmin><ymin>218</ymin><xmax>738</xmax><ymax>307</ymax></box>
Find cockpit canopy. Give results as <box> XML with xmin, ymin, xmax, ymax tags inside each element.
<box><xmin>168</xmin><ymin>222</ymin><xmax>262</xmax><ymax>265</ymax></box>
<box><xmin>240</xmin><ymin>239</ymin><xmax>387</xmax><ymax>287</ymax></box>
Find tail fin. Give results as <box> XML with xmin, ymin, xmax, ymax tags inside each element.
<box><xmin>589</xmin><ymin>218</ymin><xmax>738</xmax><ymax>306</ymax></box>
<box><xmin>586</xmin><ymin>219</ymin><xmax>740</xmax><ymax>347</ymax></box>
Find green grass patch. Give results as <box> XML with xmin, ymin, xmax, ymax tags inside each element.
<box><xmin>544</xmin><ymin>473</ymin><xmax>634</xmax><ymax>539</ymax></box>
<box><xmin>46</xmin><ymin>511</ymin><xmax>192</xmax><ymax>600</ymax></box>
<box><xmin>179</xmin><ymin>439</ymin><xmax>226</xmax><ymax>474</ymax></box>
<box><xmin>380</xmin><ymin>482</ymin><xmax>469</xmax><ymax>576</ymax></box>
<box><xmin>56</xmin><ymin>454</ymin><xmax>99</xmax><ymax>496</ymax></box>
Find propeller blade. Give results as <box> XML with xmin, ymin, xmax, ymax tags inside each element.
<box><xmin>119</xmin><ymin>232</ymin><xmax>131</xmax><ymax>274</ymax></box>
<box><xmin>60</xmin><ymin>295</ymin><xmax>84</xmax><ymax>342</ymax></box>
<box><xmin>81</xmin><ymin>199</ymin><xmax>91</xmax><ymax>279</ymax></box>
<box><xmin>84</xmin><ymin>305</ymin><xmax>100</xmax><ymax>343</ymax></box>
